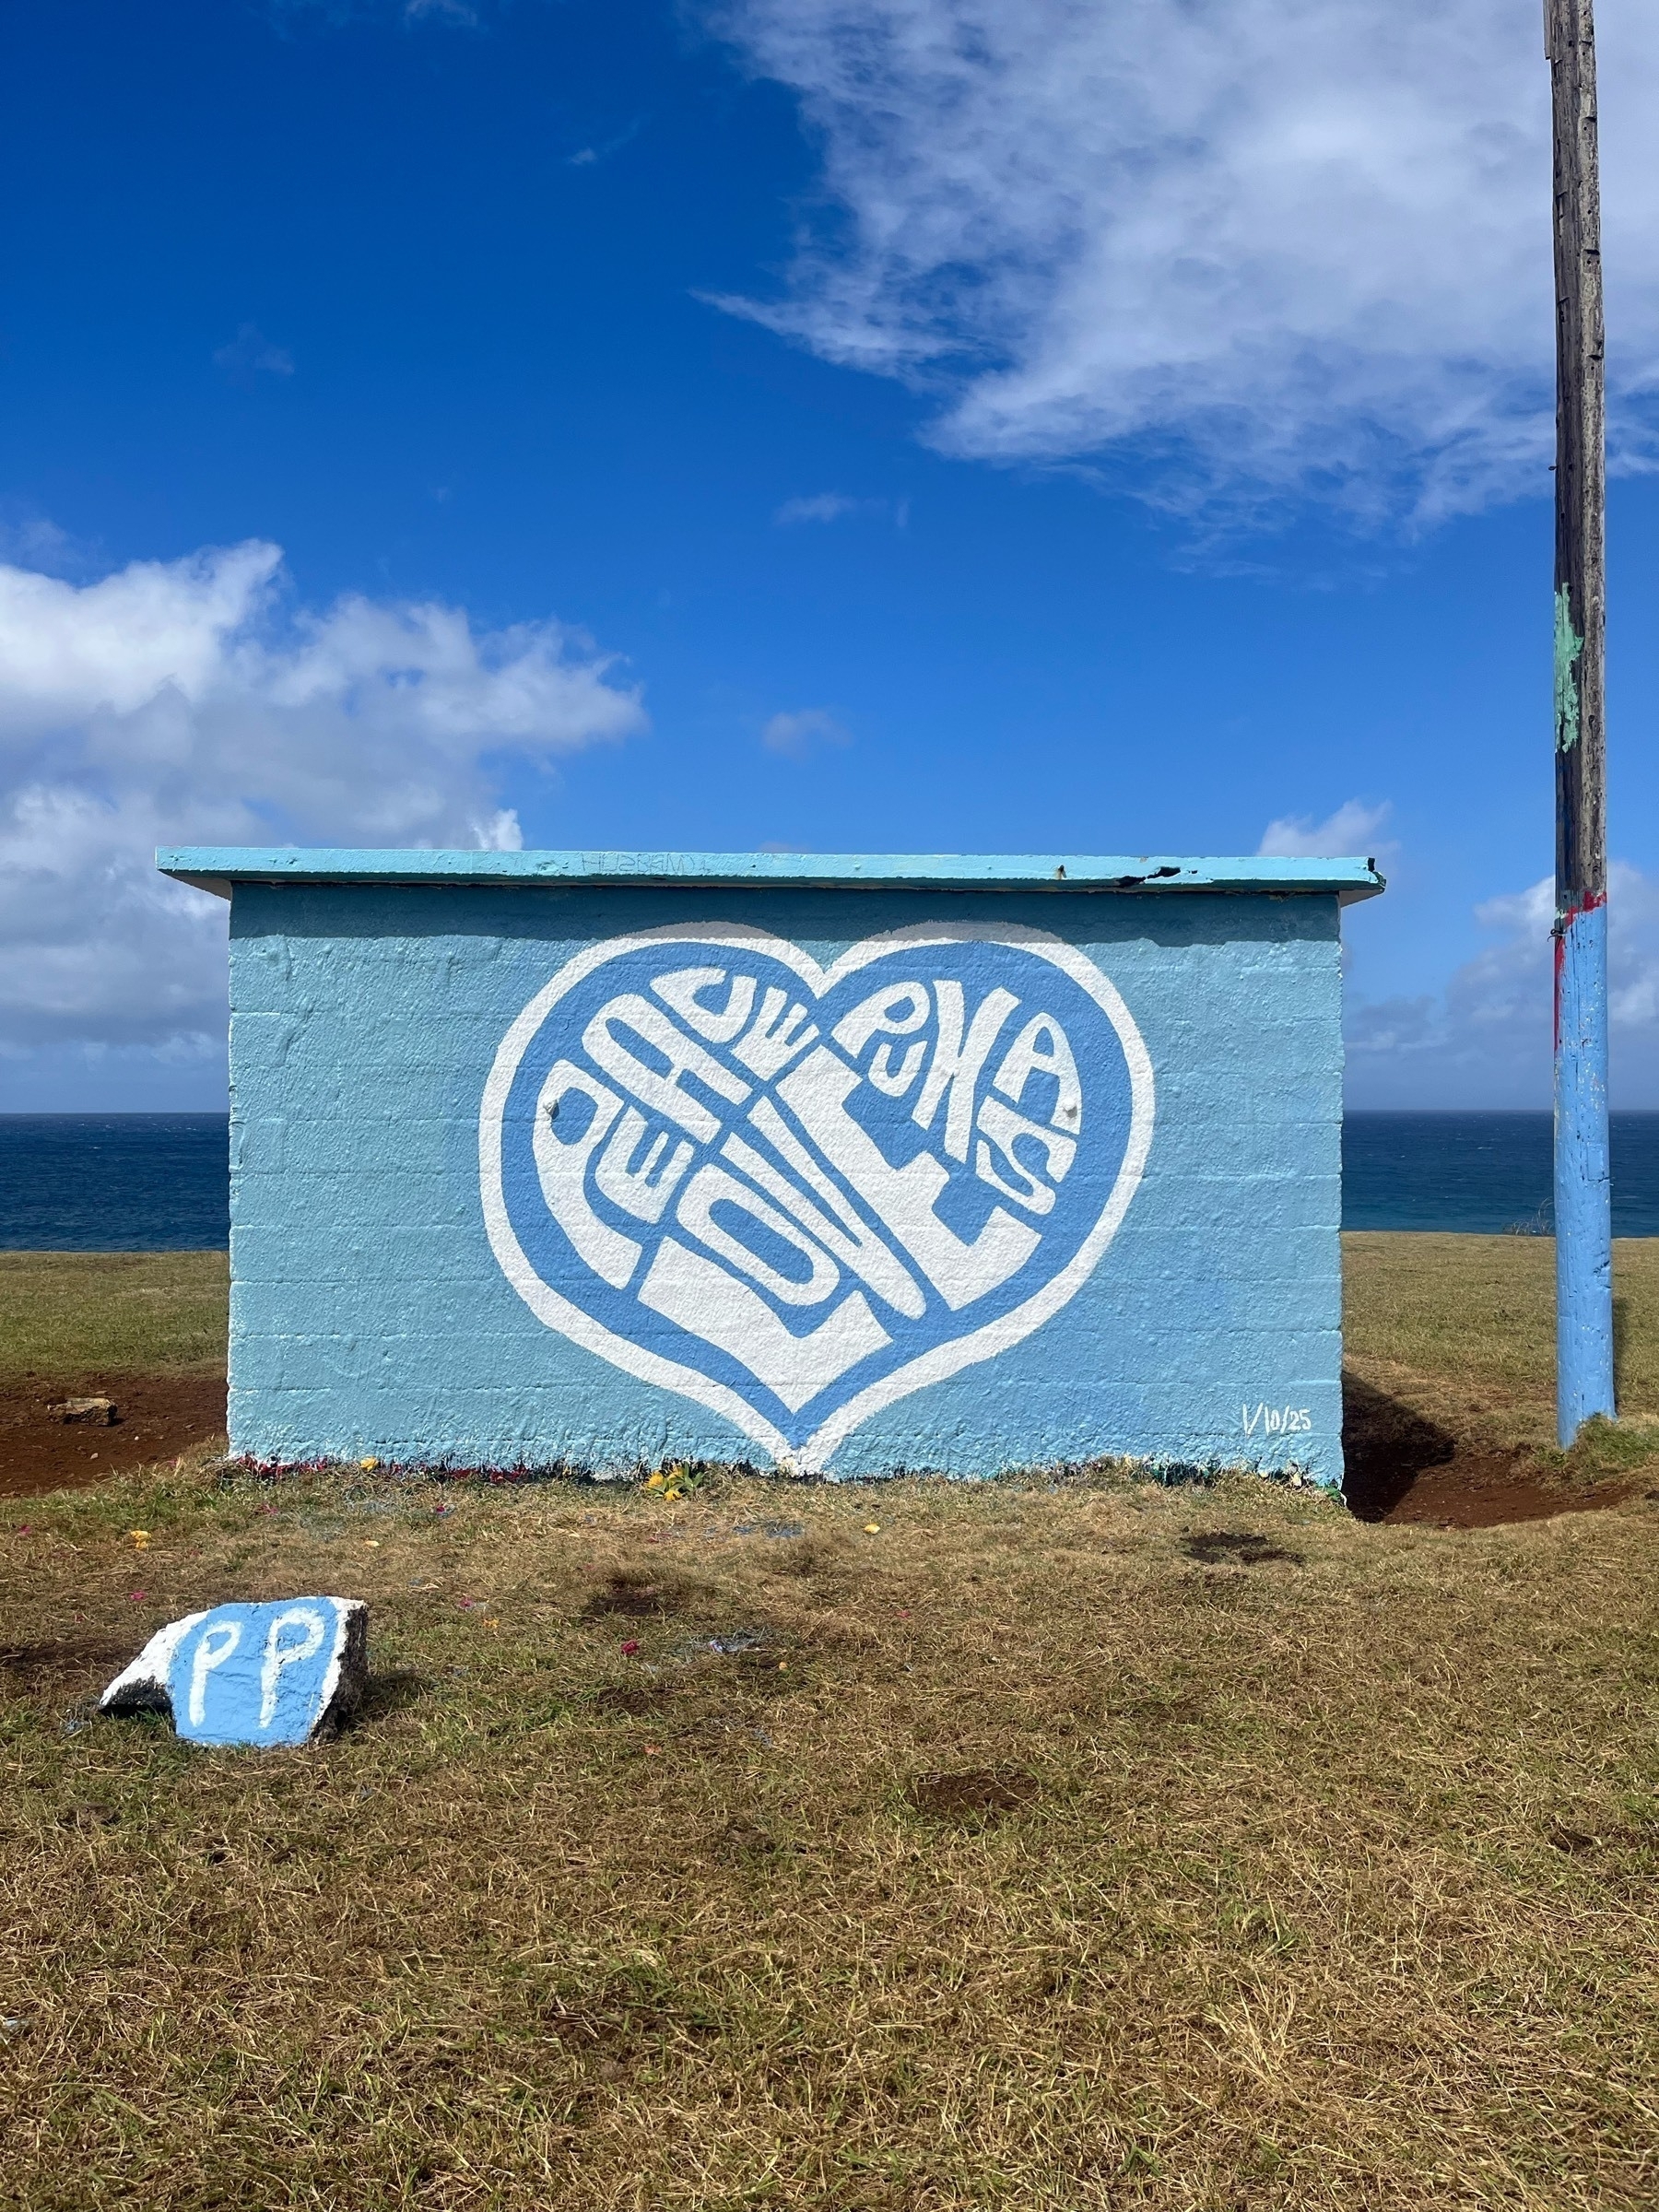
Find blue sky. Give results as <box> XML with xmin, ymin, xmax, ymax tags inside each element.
<box><xmin>2</xmin><ymin>0</ymin><xmax>1658</xmax><ymax>1111</ymax></box>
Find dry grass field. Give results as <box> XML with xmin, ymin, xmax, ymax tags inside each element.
<box><xmin>0</xmin><ymin>1240</ymin><xmax>1656</xmax><ymax>2210</ymax></box>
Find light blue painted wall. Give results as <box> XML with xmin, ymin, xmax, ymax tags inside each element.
<box><xmin>225</xmin><ymin>883</ymin><xmax>1346</xmax><ymax>1482</ymax></box>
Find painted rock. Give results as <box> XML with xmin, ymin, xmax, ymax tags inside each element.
<box><xmin>100</xmin><ymin>1597</ymin><xmax>368</xmax><ymax>1747</ymax></box>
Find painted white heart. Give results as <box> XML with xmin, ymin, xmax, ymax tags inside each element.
<box><xmin>480</xmin><ymin>921</ymin><xmax>1154</xmax><ymax>1470</ymax></box>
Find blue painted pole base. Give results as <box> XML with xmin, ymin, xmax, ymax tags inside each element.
<box><xmin>1555</xmin><ymin>895</ymin><xmax>1614</xmax><ymax>1445</ymax></box>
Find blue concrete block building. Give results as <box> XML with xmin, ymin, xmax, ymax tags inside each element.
<box><xmin>159</xmin><ymin>849</ymin><xmax>1382</xmax><ymax>1484</ymax></box>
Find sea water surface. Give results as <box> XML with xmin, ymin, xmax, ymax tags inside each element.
<box><xmin>0</xmin><ymin>1115</ymin><xmax>229</xmax><ymax>1250</ymax></box>
<box><xmin>4</xmin><ymin>1111</ymin><xmax>1659</xmax><ymax>1248</ymax></box>
<box><xmin>1344</xmin><ymin>1112</ymin><xmax>1659</xmax><ymax>1235</ymax></box>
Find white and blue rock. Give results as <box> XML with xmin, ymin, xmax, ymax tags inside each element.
<box><xmin>100</xmin><ymin>1597</ymin><xmax>368</xmax><ymax>1747</ymax></box>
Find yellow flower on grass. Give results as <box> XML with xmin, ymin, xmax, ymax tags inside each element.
<box><xmin>128</xmin><ymin>1530</ymin><xmax>151</xmax><ymax>1549</ymax></box>
<box><xmin>359</xmin><ymin>1457</ymin><xmax>379</xmax><ymax>1472</ymax></box>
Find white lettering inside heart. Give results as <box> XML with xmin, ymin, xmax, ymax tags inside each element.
<box><xmin>480</xmin><ymin>924</ymin><xmax>1153</xmax><ymax>1468</ymax></box>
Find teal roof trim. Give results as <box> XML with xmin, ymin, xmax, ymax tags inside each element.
<box><xmin>159</xmin><ymin>847</ymin><xmax>1385</xmax><ymax>904</ymax></box>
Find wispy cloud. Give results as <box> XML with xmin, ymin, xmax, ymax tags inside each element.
<box><xmin>567</xmin><ymin>119</ymin><xmax>645</xmax><ymax>168</ymax></box>
<box><xmin>707</xmin><ymin>0</ymin><xmax>1659</xmax><ymax>524</ymax></box>
<box><xmin>213</xmin><ymin>324</ymin><xmax>295</xmax><ymax>386</ymax></box>
<box><xmin>1258</xmin><ymin>798</ymin><xmax>1392</xmax><ymax>860</ymax></box>
<box><xmin>0</xmin><ymin>507</ymin><xmax>89</xmax><ymax>576</ymax></box>
<box><xmin>268</xmin><ymin>2</ymin><xmax>481</xmax><ymax>23</ymax></box>
<box><xmin>772</xmin><ymin>491</ymin><xmax>903</xmax><ymax>526</ymax></box>
<box><xmin>774</xmin><ymin>492</ymin><xmax>863</xmax><ymax>525</ymax></box>
<box><xmin>761</xmin><ymin>707</ymin><xmax>851</xmax><ymax>757</ymax></box>
<box><xmin>0</xmin><ymin>541</ymin><xmax>644</xmax><ymax>1054</ymax></box>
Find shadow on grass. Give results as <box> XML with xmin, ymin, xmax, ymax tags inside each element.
<box><xmin>343</xmin><ymin>1668</ymin><xmax>431</xmax><ymax>1730</ymax></box>
<box><xmin>0</xmin><ymin>1637</ymin><xmax>136</xmax><ymax>1689</ymax></box>
<box><xmin>1341</xmin><ymin>1371</ymin><xmax>1456</xmax><ymax>1523</ymax></box>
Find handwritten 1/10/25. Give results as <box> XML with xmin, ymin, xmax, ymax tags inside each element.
<box><xmin>1241</xmin><ymin>1403</ymin><xmax>1312</xmax><ymax>1437</ymax></box>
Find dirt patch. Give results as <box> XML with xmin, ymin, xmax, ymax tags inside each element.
<box><xmin>582</xmin><ymin>1571</ymin><xmax>691</xmax><ymax>1621</ymax></box>
<box><xmin>1182</xmin><ymin>1530</ymin><xmax>1303</xmax><ymax>1566</ymax></box>
<box><xmin>61</xmin><ymin>1802</ymin><xmax>123</xmax><ymax>1830</ymax></box>
<box><xmin>1359</xmin><ymin>1454</ymin><xmax>1634</xmax><ymax>1529</ymax></box>
<box><xmin>593</xmin><ymin>1684</ymin><xmax>675</xmax><ymax>1717</ymax></box>
<box><xmin>1547</xmin><ymin>1821</ymin><xmax>1603</xmax><ymax>1854</ymax></box>
<box><xmin>704</xmin><ymin>1643</ymin><xmax>802</xmax><ymax>1695</ymax></box>
<box><xmin>1341</xmin><ymin>1371</ymin><xmax>1635</xmax><ymax>1527</ymax></box>
<box><xmin>0</xmin><ymin>1372</ymin><xmax>225</xmax><ymax>1499</ymax></box>
<box><xmin>908</xmin><ymin>1768</ymin><xmax>1041</xmax><ymax>1822</ymax></box>
<box><xmin>710</xmin><ymin>1818</ymin><xmax>785</xmax><ymax>1864</ymax></box>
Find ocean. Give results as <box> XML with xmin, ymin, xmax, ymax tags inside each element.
<box><xmin>1343</xmin><ymin>1112</ymin><xmax>1659</xmax><ymax>1235</ymax></box>
<box><xmin>0</xmin><ymin>1115</ymin><xmax>230</xmax><ymax>1251</ymax></box>
<box><xmin>5</xmin><ymin>1112</ymin><xmax>1659</xmax><ymax>1249</ymax></box>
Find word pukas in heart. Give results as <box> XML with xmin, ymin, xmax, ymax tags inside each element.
<box><xmin>481</xmin><ymin>924</ymin><xmax>1153</xmax><ymax>1467</ymax></box>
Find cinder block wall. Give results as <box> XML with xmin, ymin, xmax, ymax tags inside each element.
<box><xmin>227</xmin><ymin>883</ymin><xmax>1344</xmax><ymax>1481</ymax></box>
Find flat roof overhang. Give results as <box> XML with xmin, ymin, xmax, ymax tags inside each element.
<box><xmin>158</xmin><ymin>848</ymin><xmax>1386</xmax><ymax>907</ymax></box>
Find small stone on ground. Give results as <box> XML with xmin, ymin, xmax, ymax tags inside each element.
<box><xmin>50</xmin><ymin>1397</ymin><xmax>115</xmax><ymax>1425</ymax></box>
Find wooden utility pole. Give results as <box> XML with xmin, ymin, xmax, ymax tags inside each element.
<box><xmin>1547</xmin><ymin>0</ymin><xmax>1613</xmax><ymax>1442</ymax></box>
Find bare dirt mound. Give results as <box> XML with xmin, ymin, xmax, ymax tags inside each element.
<box><xmin>908</xmin><ymin>1769</ymin><xmax>1041</xmax><ymax>1822</ymax></box>
<box><xmin>0</xmin><ymin>1373</ymin><xmax>226</xmax><ymax>1499</ymax></box>
<box><xmin>1342</xmin><ymin>1373</ymin><xmax>1636</xmax><ymax>1527</ymax></box>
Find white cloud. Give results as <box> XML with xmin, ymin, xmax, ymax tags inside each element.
<box><xmin>0</xmin><ymin>539</ymin><xmax>644</xmax><ymax>1053</ymax></box>
<box><xmin>1347</xmin><ymin>863</ymin><xmax>1659</xmax><ymax>1105</ymax></box>
<box><xmin>565</xmin><ymin>120</ymin><xmax>645</xmax><ymax>169</ymax></box>
<box><xmin>1258</xmin><ymin>797</ymin><xmax>1391</xmax><ymax>859</ymax></box>
<box><xmin>761</xmin><ymin>707</ymin><xmax>852</xmax><ymax>757</ymax></box>
<box><xmin>213</xmin><ymin>324</ymin><xmax>295</xmax><ymax>384</ymax></box>
<box><xmin>774</xmin><ymin>492</ymin><xmax>865</xmax><ymax>524</ymax></box>
<box><xmin>772</xmin><ymin>491</ymin><xmax>901</xmax><ymax>525</ymax></box>
<box><xmin>708</xmin><ymin>0</ymin><xmax>1659</xmax><ymax>521</ymax></box>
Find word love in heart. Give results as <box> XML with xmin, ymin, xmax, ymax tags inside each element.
<box><xmin>480</xmin><ymin>924</ymin><xmax>1154</xmax><ymax>1467</ymax></box>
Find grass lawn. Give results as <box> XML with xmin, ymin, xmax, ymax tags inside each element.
<box><xmin>0</xmin><ymin>1251</ymin><xmax>227</xmax><ymax>1384</ymax></box>
<box><xmin>1343</xmin><ymin>1233</ymin><xmax>1659</xmax><ymax>1460</ymax></box>
<box><xmin>1</xmin><ymin>1241</ymin><xmax>1657</xmax><ymax>2209</ymax></box>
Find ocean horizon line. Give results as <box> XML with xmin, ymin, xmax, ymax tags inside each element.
<box><xmin>6</xmin><ymin>1109</ymin><xmax>1659</xmax><ymax>1246</ymax></box>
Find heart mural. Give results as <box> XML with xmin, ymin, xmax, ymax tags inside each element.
<box><xmin>479</xmin><ymin>922</ymin><xmax>1154</xmax><ymax>1469</ymax></box>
